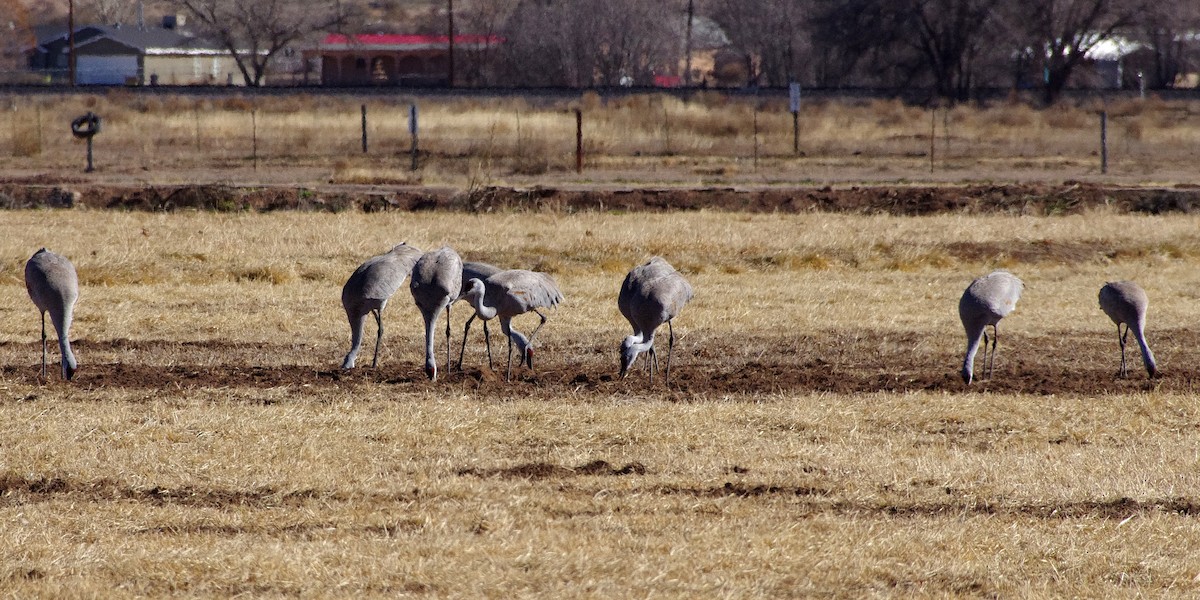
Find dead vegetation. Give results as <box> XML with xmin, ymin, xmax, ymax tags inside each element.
<box><xmin>6</xmin><ymin>91</ymin><xmax>1200</xmax><ymax>189</ymax></box>
<box><xmin>2</xmin><ymin>207</ymin><xmax>1200</xmax><ymax>596</ymax></box>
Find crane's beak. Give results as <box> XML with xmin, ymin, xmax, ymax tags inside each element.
<box><xmin>525</xmin><ymin>348</ymin><xmax>534</xmax><ymax>370</ymax></box>
<box><xmin>424</xmin><ymin>365</ymin><xmax>436</xmax><ymax>381</ymax></box>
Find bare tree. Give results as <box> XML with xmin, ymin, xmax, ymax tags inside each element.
<box><xmin>1134</xmin><ymin>3</ymin><xmax>1200</xmax><ymax>88</ymax></box>
<box><xmin>1</xmin><ymin>0</ymin><xmax>34</xmax><ymax>74</ymax></box>
<box><xmin>808</xmin><ymin>0</ymin><xmax>911</xmax><ymax>88</ymax></box>
<box><xmin>168</xmin><ymin>0</ymin><xmax>354</xmax><ymax>86</ymax></box>
<box><xmin>80</xmin><ymin>0</ymin><xmax>138</xmax><ymax>25</ymax></box>
<box><xmin>708</xmin><ymin>0</ymin><xmax>810</xmax><ymax>87</ymax></box>
<box><xmin>499</xmin><ymin>1</ymin><xmax>574</xmax><ymax>86</ymax></box>
<box><xmin>588</xmin><ymin>0</ymin><xmax>675</xmax><ymax>85</ymax></box>
<box><xmin>1001</xmin><ymin>0</ymin><xmax>1148</xmax><ymax>103</ymax></box>
<box><xmin>500</xmin><ymin>0</ymin><xmax>673</xmax><ymax>87</ymax></box>
<box><xmin>809</xmin><ymin>0</ymin><xmax>1002</xmax><ymax>100</ymax></box>
<box><xmin>906</xmin><ymin>0</ymin><xmax>1002</xmax><ymax>101</ymax></box>
<box><xmin>457</xmin><ymin>0</ymin><xmax>517</xmax><ymax>86</ymax></box>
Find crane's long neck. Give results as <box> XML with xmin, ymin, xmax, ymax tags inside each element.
<box><xmin>1131</xmin><ymin>320</ymin><xmax>1157</xmax><ymax>377</ymax></box>
<box><xmin>961</xmin><ymin>321</ymin><xmax>986</xmax><ymax>384</ymax></box>
<box><xmin>626</xmin><ymin>332</ymin><xmax>655</xmax><ymax>356</ymax></box>
<box><xmin>620</xmin><ymin>332</ymin><xmax>655</xmax><ymax>378</ymax></box>
<box><xmin>423</xmin><ymin>303</ymin><xmax>445</xmax><ymax>379</ymax></box>
<box><xmin>500</xmin><ymin>317</ymin><xmax>527</xmax><ymax>352</ymax></box>
<box><xmin>52</xmin><ymin>306</ymin><xmax>76</xmax><ymax>380</ymax></box>
<box><xmin>466</xmin><ymin>281</ymin><xmax>497</xmax><ymax>321</ymax></box>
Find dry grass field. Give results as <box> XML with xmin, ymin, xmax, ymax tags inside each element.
<box><xmin>1</xmin><ymin>206</ymin><xmax>1200</xmax><ymax>597</ymax></box>
<box><xmin>5</xmin><ymin>91</ymin><xmax>1200</xmax><ymax>188</ymax></box>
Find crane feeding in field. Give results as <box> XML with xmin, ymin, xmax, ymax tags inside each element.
<box><xmin>1098</xmin><ymin>280</ymin><xmax>1157</xmax><ymax>379</ymax></box>
<box><xmin>340</xmin><ymin>243</ymin><xmax>423</xmax><ymax>369</ymax></box>
<box><xmin>959</xmin><ymin>270</ymin><xmax>1023</xmax><ymax>385</ymax></box>
<box><xmin>460</xmin><ymin>269</ymin><xmax>563</xmax><ymax>381</ymax></box>
<box><xmin>618</xmin><ymin>257</ymin><xmax>694</xmax><ymax>384</ymax></box>
<box><xmin>456</xmin><ymin>261</ymin><xmax>503</xmax><ymax>371</ymax></box>
<box><xmin>24</xmin><ymin>248</ymin><xmax>79</xmax><ymax>381</ymax></box>
<box><xmin>410</xmin><ymin>247</ymin><xmax>463</xmax><ymax>381</ymax></box>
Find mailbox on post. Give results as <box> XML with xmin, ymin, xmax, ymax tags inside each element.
<box><xmin>70</xmin><ymin>112</ymin><xmax>101</xmax><ymax>173</ymax></box>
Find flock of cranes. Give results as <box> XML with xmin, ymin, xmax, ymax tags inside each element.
<box><xmin>339</xmin><ymin>243</ymin><xmax>569</xmax><ymax>382</ymax></box>
<box><xmin>21</xmin><ymin>248</ymin><xmax>1156</xmax><ymax>386</ymax></box>
<box><xmin>958</xmin><ymin>270</ymin><xmax>1157</xmax><ymax>384</ymax></box>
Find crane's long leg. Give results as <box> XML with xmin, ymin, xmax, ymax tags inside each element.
<box><xmin>501</xmin><ymin>318</ymin><xmax>515</xmax><ymax>382</ymax></box>
<box><xmin>444</xmin><ymin>304</ymin><xmax>452</xmax><ymax>377</ymax></box>
<box><xmin>991</xmin><ymin>324</ymin><xmax>1000</xmax><ymax>380</ymax></box>
<box><xmin>483</xmin><ymin>321</ymin><xmax>492</xmax><ymax>369</ymax></box>
<box><xmin>528</xmin><ymin>309</ymin><xmax>549</xmax><ymax>344</ymax></box>
<box><xmin>40</xmin><ymin>311</ymin><xmax>47</xmax><ymax>379</ymax></box>
<box><xmin>505</xmin><ymin>335</ymin><xmax>514</xmax><ymax>381</ymax></box>
<box><xmin>980</xmin><ymin>330</ymin><xmax>990</xmax><ymax>381</ymax></box>
<box><xmin>371</xmin><ymin>309</ymin><xmax>384</xmax><ymax>369</ymax></box>
<box><xmin>665</xmin><ymin>319</ymin><xmax>676</xmax><ymax>385</ymax></box>
<box><xmin>1118</xmin><ymin>323</ymin><xmax>1129</xmax><ymax>378</ymax></box>
<box><xmin>457</xmin><ymin>313</ymin><xmax>475</xmax><ymax>371</ymax></box>
<box><xmin>983</xmin><ymin>325</ymin><xmax>999</xmax><ymax>381</ymax></box>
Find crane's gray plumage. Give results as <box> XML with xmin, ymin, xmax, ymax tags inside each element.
<box><xmin>341</xmin><ymin>243</ymin><xmax>423</xmax><ymax>369</ymax></box>
<box><xmin>1099</xmin><ymin>280</ymin><xmax>1156</xmax><ymax>378</ymax></box>
<box><xmin>456</xmin><ymin>261</ymin><xmax>503</xmax><ymax>371</ymax></box>
<box><xmin>959</xmin><ymin>270</ymin><xmax>1023</xmax><ymax>385</ymax></box>
<box><xmin>461</xmin><ymin>269</ymin><xmax>563</xmax><ymax>380</ymax></box>
<box><xmin>618</xmin><ymin>257</ymin><xmax>693</xmax><ymax>384</ymax></box>
<box><xmin>410</xmin><ymin>247</ymin><xmax>463</xmax><ymax>381</ymax></box>
<box><xmin>25</xmin><ymin>248</ymin><xmax>79</xmax><ymax>381</ymax></box>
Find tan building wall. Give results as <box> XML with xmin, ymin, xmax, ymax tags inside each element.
<box><xmin>143</xmin><ymin>54</ymin><xmax>251</xmax><ymax>86</ymax></box>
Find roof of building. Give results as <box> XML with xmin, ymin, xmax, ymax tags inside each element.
<box><xmin>36</xmin><ymin>24</ymin><xmax>226</xmax><ymax>55</ymax></box>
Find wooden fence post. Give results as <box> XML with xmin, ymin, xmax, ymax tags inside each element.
<box><xmin>361</xmin><ymin>104</ymin><xmax>368</xmax><ymax>154</ymax></box>
<box><xmin>575</xmin><ymin>108</ymin><xmax>583</xmax><ymax>174</ymax></box>
<box><xmin>1100</xmin><ymin>111</ymin><xmax>1108</xmax><ymax>175</ymax></box>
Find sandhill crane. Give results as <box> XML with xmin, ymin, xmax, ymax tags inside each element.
<box><xmin>959</xmin><ymin>270</ymin><xmax>1023</xmax><ymax>385</ymax></box>
<box><xmin>410</xmin><ymin>247</ymin><xmax>463</xmax><ymax>381</ymax></box>
<box><xmin>618</xmin><ymin>257</ymin><xmax>694</xmax><ymax>384</ymax></box>
<box><xmin>1099</xmin><ymin>280</ymin><xmax>1157</xmax><ymax>378</ymax></box>
<box><xmin>456</xmin><ymin>261</ymin><xmax>502</xmax><ymax>371</ymax></box>
<box><xmin>340</xmin><ymin>243</ymin><xmax>423</xmax><ymax>369</ymax></box>
<box><xmin>461</xmin><ymin>269</ymin><xmax>563</xmax><ymax>380</ymax></box>
<box><xmin>24</xmin><ymin>248</ymin><xmax>79</xmax><ymax>380</ymax></box>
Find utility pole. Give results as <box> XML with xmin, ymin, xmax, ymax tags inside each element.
<box><xmin>683</xmin><ymin>0</ymin><xmax>694</xmax><ymax>86</ymax></box>
<box><xmin>68</xmin><ymin>0</ymin><xmax>76</xmax><ymax>86</ymax></box>
<box><xmin>446</xmin><ymin>0</ymin><xmax>455</xmax><ymax>87</ymax></box>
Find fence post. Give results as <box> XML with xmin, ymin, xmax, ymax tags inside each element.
<box><xmin>251</xmin><ymin>109</ymin><xmax>258</xmax><ymax>171</ymax></box>
<box><xmin>929</xmin><ymin>108</ymin><xmax>936</xmax><ymax>174</ymax></box>
<box><xmin>409</xmin><ymin>104</ymin><xmax>419</xmax><ymax>171</ymax></box>
<box><xmin>1100</xmin><ymin>110</ymin><xmax>1108</xmax><ymax>175</ymax></box>
<box><xmin>361</xmin><ymin>104</ymin><xmax>368</xmax><ymax>153</ymax></box>
<box><xmin>752</xmin><ymin>104</ymin><xmax>759</xmax><ymax>170</ymax></box>
<box><xmin>789</xmin><ymin>82</ymin><xmax>801</xmax><ymax>155</ymax></box>
<box><xmin>575</xmin><ymin>108</ymin><xmax>583</xmax><ymax>174</ymax></box>
<box><xmin>662</xmin><ymin>99</ymin><xmax>671</xmax><ymax>155</ymax></box>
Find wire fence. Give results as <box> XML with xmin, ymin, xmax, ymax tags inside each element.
<box><xmin>2</xmin><ymin>88</ymin><xmax>1199</xmax><ymax>179</ymax></box>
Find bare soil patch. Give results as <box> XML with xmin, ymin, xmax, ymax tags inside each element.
<box><xmin>2</xmin><ymin>179</ymin><xmax>1200</xmax><ymax>215</ymax></box>
<box><xmin>1</xmin><ymin>328</ymin><xmax>1189</xmax><ymax>397</ymax></box>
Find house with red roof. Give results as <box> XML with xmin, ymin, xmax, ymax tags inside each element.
<box><xmin>310</xmin><ymin>33</ymin><xmax>502</xmax><ymax>86</ymax></box>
